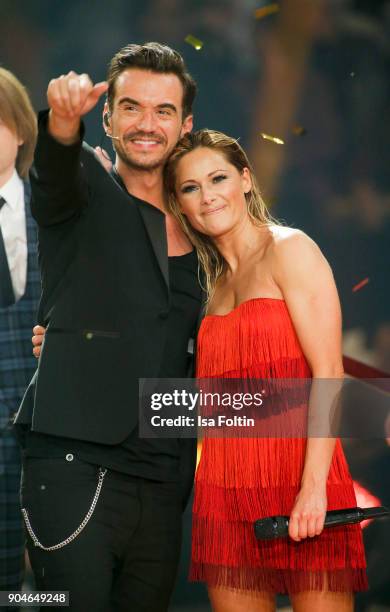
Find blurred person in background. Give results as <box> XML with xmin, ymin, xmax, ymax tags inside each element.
<box><xmin>248</xmin><ymin>0</ymin><xmax>390</xmax><ymax>344</ymax></box>
<box><xmin>0</xmin><ymin>68</ymin><xmax>39</xmax><ymax>597</ymax></box>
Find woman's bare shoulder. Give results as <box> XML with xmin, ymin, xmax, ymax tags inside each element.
<box><xmin>266</xmin><ymin>225</ymin><xmax>318</xmax><ymax>255</ymax></box>
<box><xmin>266</xmin><ymin>226</ymin><xmax>328</xmax><ymax>279</ymax></box>
<box><xmin>269</xmin><ymin>225</ymin><xmax>311</xmax><ymax>243</ymax></box>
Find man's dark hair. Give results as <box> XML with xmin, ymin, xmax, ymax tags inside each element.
<box><xmin>107</xmin><ymin>42</ymin><xmax>197</xmax><ymax>119</ymax></box>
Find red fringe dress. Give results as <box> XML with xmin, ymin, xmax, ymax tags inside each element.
<box><xmin>191</xmin><ymin>298</ymin><xmax>367</xmax><ymax>594</ymax></box>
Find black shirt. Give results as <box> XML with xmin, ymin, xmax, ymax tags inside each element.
<box><xmin>25</xmin><ymin>249</ymin><xmax>201</xmax><ymax>481</ymax></box>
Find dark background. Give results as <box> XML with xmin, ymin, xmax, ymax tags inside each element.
<box><xmin>1</xmin><ymin>0</ymin><xmax>389</xmax><ymax>609</ymax></box>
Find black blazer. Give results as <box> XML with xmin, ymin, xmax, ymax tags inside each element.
<box><xmin>15</xmin><ymin>111</ymin><xmax>203</xmax><ymax>506</ymax></box>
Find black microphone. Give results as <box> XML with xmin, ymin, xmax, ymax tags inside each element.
<box><xmin>254</xmin><ymin>506</ymin><xmax>389</xmax><ymax>540</ymax></box>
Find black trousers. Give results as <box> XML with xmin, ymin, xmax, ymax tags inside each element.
<box><xmin>0</xmin><ymin>428</ymin><xmax>24</xmax><ymax>591</ymax></box>
<box><xmin>20</xmin><ymin>456</ymin><xmax>183</xmax><ymax>612</ymax></box>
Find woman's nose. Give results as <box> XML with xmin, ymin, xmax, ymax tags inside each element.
<box><xmin>202</xmin><ymin>189</ymin><xmax>217</xmax><ymax>205</ymax></box>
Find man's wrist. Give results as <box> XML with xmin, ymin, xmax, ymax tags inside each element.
<box><xmin>48</xmin><ymin>110</ymin><xmax>81</xmax><ymax>145</ymax></box>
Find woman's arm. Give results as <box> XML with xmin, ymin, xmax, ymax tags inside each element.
<box><xmin>272</xmin><ymin>229</ymin><xmax>344</xmax><ymax>542</ymax></box>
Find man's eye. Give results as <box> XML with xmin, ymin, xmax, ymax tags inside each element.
<box><xmin>124</xmin><ymin>105</ymin><xmax>137</xmax><ymax>112</ymax></box>
<box><xmin>213</xmin><ymin>174</ymin><xmax>227</xmax><ymax>183</ymax></box>
<box><xmin>158</xmin><ymin>109</ymin><xmax>171</xmax><ymax>116</ymax></box>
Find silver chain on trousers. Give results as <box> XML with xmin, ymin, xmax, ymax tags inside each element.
<box><xmin>21</xmin><ymin>467</ymin><xmax>107</xmax><ymax>551</ymax></box>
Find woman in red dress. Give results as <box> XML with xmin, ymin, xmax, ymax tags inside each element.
<box><xmin>165</xmin><ymin>130</ymin><xmax>367</xmax><ymax>611</ymax></box>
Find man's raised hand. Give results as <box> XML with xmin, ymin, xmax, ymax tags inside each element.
<box><xmin>47</xmin><ymin>71</ymin><xmax>108</xmax><ymax>143</ymax></box>
<box><xmin>48</xmin><ymin>71</ymin><xmax>108</xmax><ymax>119</ymax></box>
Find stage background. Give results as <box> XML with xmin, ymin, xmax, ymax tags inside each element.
<box><xmin>1</xmin><ymin>1</ymin><xmax>389</xmax><ymax>609</ymax></box>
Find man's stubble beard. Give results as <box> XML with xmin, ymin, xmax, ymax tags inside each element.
<box><xmin>114</xmin><ymin>140</ymin><xmax>173</xmax><ymax>173</ymax></box>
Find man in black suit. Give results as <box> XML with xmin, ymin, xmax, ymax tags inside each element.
<box><xmin>15</xmin><ymin>43</ymin><xmax>202</xmax><ymax>612</ymax></box>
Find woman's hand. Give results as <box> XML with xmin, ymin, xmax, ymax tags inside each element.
<box><xmin>288</xmin><ymin>482</ymin><xmax>327</xmax><ymax>542</ymax></box>
<box><xmin>32</xmin><ymin>325</ymin><xmax>46</xmax><ymax>358</ymax></box>
<box><xmin>94</xmin><ymin>146</ymin><xmax>112</xmax><ymax>172</ymax></box>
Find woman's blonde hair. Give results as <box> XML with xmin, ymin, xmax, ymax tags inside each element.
<box><xmin>164</xmin><ymin>129</ymin><xmax>278</xmax><ymax>302</ymax></box>
<box><xmin>0</xmin><ymin>68</ymin><xmax>37</xmax><ymax>178</ymax></box>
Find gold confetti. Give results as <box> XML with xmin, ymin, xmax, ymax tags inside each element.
<box><xmin>352</xmin><ymin>277</ymin><xmax>370</xmax><ymax>293</ymax></box>
<box><xmin>260</xmin><ymin>132</ymin><xmax>284</xmax><ymax>145</ymax></box>
<box><xmin>254</xmin><ymin>3</ymin><xmax>280</xmax><ymax>20</ymax></box>
<box><xmin>185</xmin><ymin>34</ymin><xmax>203</xmax><ymax>51</ymax></box>
<box><xmin>292</xmin><ymin>124</ymin><xmax>307</xmax><ymax>136</ymax></box>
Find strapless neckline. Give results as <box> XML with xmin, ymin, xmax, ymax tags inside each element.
<box><xmin>204</xmin><ymin>296</ymin><xmax>285</xmax><ymax>318</ymax></box>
